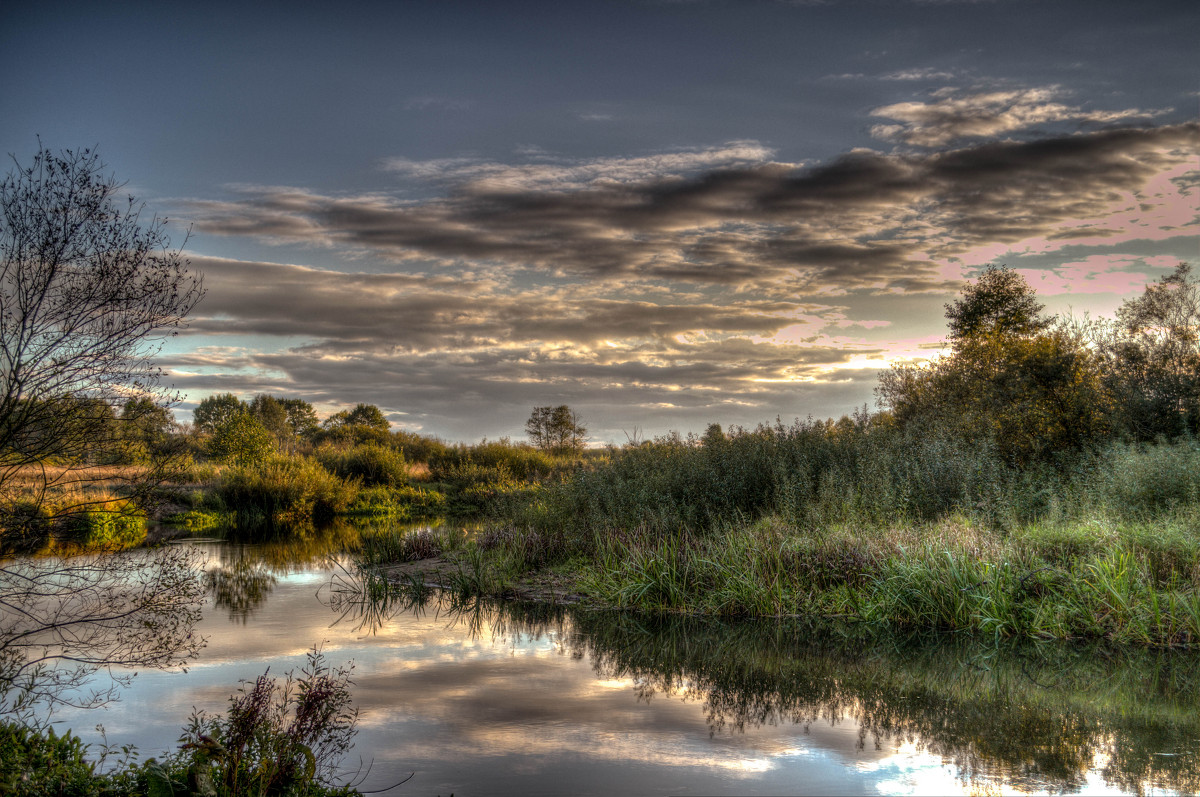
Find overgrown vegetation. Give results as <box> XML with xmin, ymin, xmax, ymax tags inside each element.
<box><xmin>355</xmin><ymin>265</ymin><xmax>1200</xmax><ymax>646</ymax></box>
<box><xmin>0</xmin><ymin>650</ymin><xmax>362</xmax><ymax>796</ymax></box>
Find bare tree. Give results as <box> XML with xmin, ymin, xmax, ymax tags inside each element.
<box><xmin>0</xmin><ymin>144</ymin><xmax>203</xmax><ymax>534</ymax></box>
<box><xmin>0</xmin><ymin>145</ymin><xmax>206</xmax><ymax>722</ymax></box>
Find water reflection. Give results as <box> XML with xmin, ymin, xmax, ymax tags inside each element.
<box><xmin>197</xmin><ymin>519</ymin><xmax>402</xmax><ymax>622</ymax></box>
<box><xmin>330</xmin><ymin>570</ymin><xmax>1200</xmax><ymax>795</ymax></box>
<box><xmin>48</xmin><ymin>532</ymin><xmax>1200</xmax><ymax>796</ymax></box>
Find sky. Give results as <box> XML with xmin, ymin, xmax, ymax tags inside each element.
<box><xmin>3</xmin><ymin>0</ymin><xmax>1197</xmax><ymax>444</ymax></box>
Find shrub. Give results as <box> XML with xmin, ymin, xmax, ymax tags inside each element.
<box><xmin>216</xmin><ymin>455</ymin><xmax>357</xmax><ymax>526</ymax></box>
<box><xmin>0</xmin><ymin>721</ymin><xmax>98</xmax><ymax>797</ymax></box>
<box><xmin>316</xmin><ymin>443</ymin><xmax>410</xmax><ymax>487</ymax></box>
<box><xmin>1087</xmin><ymin>437</ymin><xmax>1200</xmax><ymax>517</ymax></box>
<box><xmin>178</xmin><ymin>649</ymin><xmax>358</xmax><ymax>796</ymax></box>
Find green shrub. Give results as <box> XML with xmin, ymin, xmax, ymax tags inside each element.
<box><xmin>1086</xmin><ymin>437</ymin><xmax>1200</xmax><ymax>517</ymax></box>
<box><xmin>316</xmin><ymin>442</ymin><xmax>410</xmax><ymax>487</ymax></box>
<box><xmin>0</xmin><ymin>722</ymin><xmax>98</xmax><ymax>797</ymax></box>
<box><xmin>216</xmin><ymin>455</ymin><xmax>357</xmax><ymax>527</ymax></box>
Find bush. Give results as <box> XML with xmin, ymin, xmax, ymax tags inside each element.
<box><xmin>1086</xmin><ymin>437</ymin><xmax>1200</xmax><ymax>517</ymax></box>
<box><xmin>216</xmin><ymin>455</ymin><xmax>357</xmax><ymax>527</ymax></box>
<box><xmin>0</xmin><ymin>721</ymin><xmax>98</xmax><ymax>797</ymax></box>
<box><xmin>316</xmin><ymin>443</ymin><xmax>410</xmax><ymax>487</ymax></box>
<box><xmin>178</xmin><ymin>649</ymin><xmax>358</xmax><ymax>796</ymax></box>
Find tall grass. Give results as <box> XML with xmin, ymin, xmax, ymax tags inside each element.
<box><xmin>215</xmin><ymin>454</ymin><xmax>357</xmax><ymax>528</ymax></box>
<box><xmin>315</xmin><ymin>442</ymin><xmax>410</xmax><ymax>487</ymax></box>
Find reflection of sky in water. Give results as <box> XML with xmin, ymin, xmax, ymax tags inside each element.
<box><xmin>47</xmin><ymin>543</ymin><xmax>1178</xmax><ymax>796</ymax></box>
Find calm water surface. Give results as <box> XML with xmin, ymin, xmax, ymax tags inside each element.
<box><xmin>50</xmin><ymin>533</ymin><xmax>1200</xmax><ymax>796</ymax></box>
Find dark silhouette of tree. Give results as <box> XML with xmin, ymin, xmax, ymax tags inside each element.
<box><xmin>0</xmin><ymin>144</ymin><xmax>203</xmax><ymax>528</ymax></box>
<box><xmin>0</xmin><ymin>144</ymin><xmax>206</xmax><ymax>722</ymax></box>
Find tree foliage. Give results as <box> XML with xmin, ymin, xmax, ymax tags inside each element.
<box><xmin>209</xmin><ymin>413</ymin><xmax>276</xmax><ymax>466</ymax></box>
<box><xmin>0</xmin><ymin>144</ymin><xmax>202</xmax><ymax>524</ymax></box>
<box><xmin>1103</xmin><ymin>263</ymin><xmax>1200</xmax><ymax>439</ymax></box>
<box><xmin>320</xmin><ymin>403</ymin><xmax>391</xmax><ymax>445</ymax></box>
<box><xmin>193</xmin><ymin>393</ymin><xmax>246</xmax><ymax>435</ymax></box>
<box><xmin>880</xmin><ymin>266</ymin><xmax>1109</xmax><ymax>464</ymax></box>
<box><xmin>526</xmin><ymin>405</ymin><xmax>587</xmax><ymax>454</ymax></box>
<box><xmin>945</xmin><ymin>264</ymin><xmax>1051</xmax><ymax>346</ymax></box>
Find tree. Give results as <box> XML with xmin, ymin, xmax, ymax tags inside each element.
<box><xmin>945</xmin><ymin>265</ymin><xmax>1051</xmax><ymax>347</ymax></box>
<box><xmin>279</xmin><ymin>397</ymin><xmax>320</xmax><ymax>440</ymax></box>
<box><xmin>526</xmin><ymin>405</ymin><xmax>587</xmax><ymax>454</ymax></box>
<box><xmin>1103</xmin><ymin>263</ymin><xmax>1199</xmax><ymax>439</ymax></box>
<box><xmin>115</xmin><ymin>396</ymin><xmax>177</xmax><ymax>464</ymax></box>
<box><xmin>209</xmin><ymin>412</ymin><xmax>276</xmax><ymax>466</ymax></box>
<box><xmin>343</xmin><ymin>403</ymin><xmax>390</xmax><ymax>432</ymax></box>
<box><xmin>320</xmin><ymin>403</ymin><xmax>391</xmax><ymax>445</ymax></box>
<box><xmin>0</xmin><ymin>144</ymin><xmax>203</xmax><ymax>527</ymax></box>
<box><xmin>0</xmin><ymin>145</ymin><xmax>206</xmax><ymax>721</ymax></box>
<box><xmin>193</xmin><ymin>392</ymin><xmax>246</xmax><ymax>435</ymax></box>
<box><xmin>249</xmin><ymin>393</ymin><xmax>290</xmax><ymax>438</ymax></box>
<box><xmin>879</xmin><ymin>267</ymin><xmax>1109</xmax><ymax>464</ymax></box>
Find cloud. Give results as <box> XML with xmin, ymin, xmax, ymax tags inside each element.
<box><xmin>169</xmin><ymin>121</ymin><xmax>1197</xmax><ymax>439</ymax></box>
<box><xmin>165</xmin><ymin>255</ymin><xmax>894</xmax><ymax>437</ymax></box>
<box><xmin>381</xmin><ymin>141</ymin><xmax>777</xmax><ymax>191</ymax></box>
<box><xmin>184</xmin><ymin>124</ymin><xmax>1197</xmax><ymax>296</ymax></box>
<box><xmin>880</xmin><ymin>68</ymin><xmax>960</xmax><ymax>82</ymax></box>
<box><xmin>870</xmin><ymin>87</ymin><xmax>1169</xmax><ymax>146</ymax></box>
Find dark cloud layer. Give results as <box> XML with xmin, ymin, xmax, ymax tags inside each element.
<box><xmin>186</xmin><ymin>124</ymin><xmax>1197</xmax><ymax>296</ymax></box>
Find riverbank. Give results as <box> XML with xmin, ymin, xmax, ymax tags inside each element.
<box><xmin>355</xmin><ymin>503</ymin><xmax>1200</xmax><ymax>647</ymax></box>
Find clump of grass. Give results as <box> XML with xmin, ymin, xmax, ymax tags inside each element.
<box><xmin>316</xmin><ymin>442</ymin><xmax>410</xmax><ymax>487</ymax></box>
<box><xmin>476</xmin><ymin>523</ymin><xmax>570</xmax><ymax>570</ymax></box>
<box><xmin>215</xmin><ymin>454</ymin><xmax>357</xmax><ymax>528</ymax></box>
<box><xmin>357</xmin><ymin>523</ymin><xmax>469</xmax><ymax>566</ymax></box>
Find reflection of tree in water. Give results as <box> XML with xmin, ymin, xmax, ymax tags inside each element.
<box><xmin>204</xmin><ymin>559</ymin><xmax>278</xmax><ymax>624</ymax></box>
<box><xmin>569</xmin><ymin>612</ymin><xmax>1200</xmax><ymax>796</ymax></box>
<box><xmin>329</xmin><ymin>579</ymin><xmax>1200</xmax><ymax>795</ymax></box>
<box><xmin>202</xmin><ymin>521</ymin><xmax>368</xmax><ymax>622</ymax></box>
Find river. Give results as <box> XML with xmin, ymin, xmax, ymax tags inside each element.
<box><xmin>43</xmin><ymin>530</ymin><xmax>1200</xmax><ymax>796</ymax></box>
